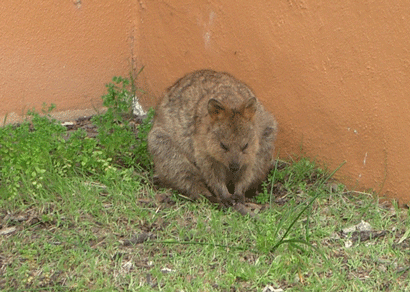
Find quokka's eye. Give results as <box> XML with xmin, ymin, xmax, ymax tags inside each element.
<box><xmin>241</xmin><ymin>143</ymin><xmax>249</xmax><ymax>152</ymax></box>
<box><xmin>220</xmin><ymin>142</ymin><xmax>229</xmax><ymax>151</ymax></box>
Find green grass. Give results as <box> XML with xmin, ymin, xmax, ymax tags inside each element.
<box><xmin>1</xmin><ymin>76</ymin><xmax>409</xmax><ymax>291</ymax></box>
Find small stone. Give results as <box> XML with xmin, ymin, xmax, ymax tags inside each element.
<box><xmin>161</xmin><ymin>267</ymin><xmax>175</xmax><ymax>274</ymax></box>
<box><xmin>262</xmin><ymin>286</ymin><xmax>284</xmax><ymax>292</ymax></box>
<box><xmin>0</xmin><ymin>226</ymin><xmax>16</xmax><ymax>235</ymax></box>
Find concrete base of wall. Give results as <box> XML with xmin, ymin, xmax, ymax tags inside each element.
<box><xmin>0</xmin><ymin>108</ymin><xmax>104</xmax><ymax>126</ymax></box>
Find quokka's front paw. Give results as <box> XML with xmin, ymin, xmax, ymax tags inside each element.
<box><xmin>232</xmin><ymin>203</ymin><xmax>257</xmax><ymax>218</ymax></box>
<box><xmin>219</xmin><ymin>193</ymin><xmax>234</xmax><ymax>207</ymax></box>
<box><xmin>232</xmin><ymin>192</ymin><xmax>245</xmax><ymax>204</ymax></box>
<box><xmin>220</xmin><ymin>193</ymin><xmax>244</xmax><ymax>207</ymax></box>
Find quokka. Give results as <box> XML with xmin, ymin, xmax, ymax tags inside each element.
<box><xmin>148</xmin><ymin>69</ymin><xmax>277</xmax><ymax>207</ymax></box>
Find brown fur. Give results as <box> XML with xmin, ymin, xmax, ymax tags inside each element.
<box><xmin>148</xmin><ymin>70</ymin><xmax>278</xmax><ymax>206</ymax></box>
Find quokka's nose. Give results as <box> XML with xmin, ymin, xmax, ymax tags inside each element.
<box><xmin>229</xmin><ymin>162</ymin><xmax>240</xmax><ymax>172</ymax></box>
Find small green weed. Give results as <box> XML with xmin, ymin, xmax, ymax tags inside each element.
<box><xmin>0</xmin><ymin>104</ymin><xmax>66</xmax><ymax>200</ymax></box>
<box><xmin>0</xmin><ymin>75</ymin><xmax>153</xmax><ymax>205</ymax></box>
<box><xmin>91</xmin><ymin>75</ymin><xmax>154</xmax><ymax>171</ymax></box>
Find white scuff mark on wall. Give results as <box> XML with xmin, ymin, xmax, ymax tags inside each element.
<box><xmin>203</xmin><ymin>31</ymin><xmax>211</xmax><ymax>48</ymax></box>
<box><xmin>347</xmin><ymin>128</ymin><xmax>358</xmax><ymax>134</ymax></box>
<box><xmin>202</xmin><ymin>11</ymin><xmax>216</xmax><ymax>49</ymax></box>
<box><xmin>73</xmin><ymin>0</ymin><xmax>81</xmax><ymax>9</ymax></box>
<box><xmin>363</xmin><ymin>152</ymin><xmax>368</xmax><ymax>166</ymax></box>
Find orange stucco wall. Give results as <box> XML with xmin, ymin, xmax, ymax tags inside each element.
<box><xmin>0</xmin><ymin>0</ymin><xmax>138</xmax><ymax>123</ymax></box>
<box><xmin>1</xmin><ymin>1</ymin><xmax>410</xmax><ymax>204</ymax></box>
<box><xmin>137</xmin><ymin>1</ymin><xmax>410</xmax><ymax>204</ymax></box>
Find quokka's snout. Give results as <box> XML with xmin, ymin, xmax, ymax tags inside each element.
<box><xmin>229</xmin><ymin>161</ymin><xmax>240</xmax><ymax>173</ymax></box>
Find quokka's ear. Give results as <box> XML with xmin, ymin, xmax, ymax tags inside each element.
<box><xmin>208</xmin><ymin>98</ymin><xmax>226</xmax><ymax>120</ymax></box>
<box><xmin>241</xmin><ymin>97</ymin><xmax>257</xmax><ymax>120</ymax></box>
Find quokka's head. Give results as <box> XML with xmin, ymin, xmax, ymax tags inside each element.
<box><xmin>206</xmin><ymin>97</ymin><xmax>259</xmax><ymax>173</ymax></box>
